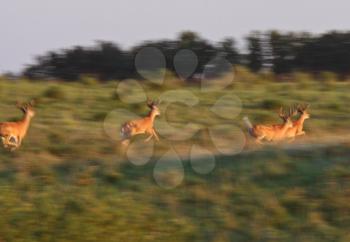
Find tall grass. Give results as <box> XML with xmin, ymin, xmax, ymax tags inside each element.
<box><xmin>0</xmin><ymin>75</ymin><xmax>349</xmax><ymax>241</ymax></box>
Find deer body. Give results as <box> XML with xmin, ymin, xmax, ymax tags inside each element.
<box><xmin>283</xmin><ymin>104</ymin><xmax>310</xmax><ymax>140</ymax></box>
<box><xmin>120</xmin><ymin>100</ymin><xmax>160</xmax><ymax>145</ymax></box>
<box><xmin>0</xmin><ymin>101</ymin><xmax>35</xmax><ymax>150</ymax></box>
<box><xmin>252</xmin><ymin>123</ymin><xmax>293</xmax><ymax>142</ymax></box>
<box><xmin>243</xmin><ymin>107</ymin><xmax>295</xmax><ymax>144</ymax></box>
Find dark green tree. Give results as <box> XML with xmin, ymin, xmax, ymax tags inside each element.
<box><xmin>246</xmin><ymin>31</ymin><xmax>263</xmax><ymax>72</ymax></box>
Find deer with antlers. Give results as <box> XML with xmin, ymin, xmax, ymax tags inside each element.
<box><xmin>0</xmin><ymin>100</ymin><xmax>35</xmax><ymax>151</ymax></box>
<box><xmin>120</xmin><ymin>99</ymin><xmax>160</xmax><ymax>146</ymax></box>
<box><xmin>279</xmin><ymin>103</ymin><xmax>310</xmax><ymax>141</ymax></box>
<box><xmin>243</xmin><ymin>106</ymin><xmax>296</xmax><ymax>144</ymax></box>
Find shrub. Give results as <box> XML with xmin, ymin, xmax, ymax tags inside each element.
<box><xmin>79</xmin><ymin>75</ymin><xmax>99</xmax><ymax>85</ymax></box>
<box><xmin>234</xmin><ymin>65</ymin><xmax>259</xmax><ymax>83</ymax></box>
<box><xmin>292</xmin><ymin>72</ymin><xmax>313</xmax><ymax>83</ymax></box>
<box><xmin>257</xmin><ymin>70</ymin><xmax>275</xmax><ymax>83</ymax></box>
<box><xmin>261</xmin><ymin>99</ymin><xmax>284</xmax><ymax>110</ymax></box>
<box><xmin>91</xmin><ymin>112</ymin><xmax>107</xmax><ymax>121</ymax></box>
<box><xmin>318</xmin><ymin>71</ymin><xmax>337</xmax><ymax>83</ymax></box>
<box><xmin>43</xmin><ymin>86</ymin><xmax>66</xmax><ymax>100</ymax></box>
<box><xmin>103</xmin><ymin>170</ymin><xmax>123</xmax><ymax>184</ymax></box>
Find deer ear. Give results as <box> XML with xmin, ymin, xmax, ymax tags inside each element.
<box><xmin>29</xmin><ymin>99</ymin><xmax>35</xmax><ymax>106</ymax></box>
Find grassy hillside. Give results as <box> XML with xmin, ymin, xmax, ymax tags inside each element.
<box><xmin>0</xmin><ymin>78</ymin><xmax>349</xmax><ymax>241</ymax></box>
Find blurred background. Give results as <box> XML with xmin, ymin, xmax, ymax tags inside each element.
<box><xmin>0</xmin><ymin>1</ymin><xmax>350</xmax><ymax>241</ymax></box>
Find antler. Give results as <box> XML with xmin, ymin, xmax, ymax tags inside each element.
<box><xmin>147</xmin><ymin>100</ymin><xmax>156</xmax><ymax>108</ymax></box>
<box><xmin>28</xmin><ymin>99</ymin><xmax>35</xmax><ymax>107</ymax></box>
<box><xmin>297</xmin><ymin>103</ymin><xmax>309</xmax><ymax>113</ymax></box>
<box><xmin>16</xmin><ymin>100</ymin><xmax>35</xmax><ymax>113</ymax></box>
<box><xmin>154</xmin><ymin>99</ymin><xmax>160</xmax><ymax>105</ymax></box>
<box><xmin>290</xmin><ymin>105</ymin><xmax>298</xmax><ymax>117</ymax></box>
<box><xmin>279</xmin><ymin>106</ymin><xmax>297</xmax><ymax>122</ymax></box>
<box><xmin>278</xmin><ymin>107</ymin><xmax>288</xmax><ymax>122</ymax></box>
<box><xmin>16</xmin><ymin>101</ymin><xmax>27</xmax><ymax>113</ymax></box>
<box><xmin>146</xmin><ymin>99</ymin><xmax>154</xmax><ymax>108</ymax></box>
<box><xmin>146</xmin><ymin>98</ymin><xmax>160</xmax><ymax>108</ymax></box>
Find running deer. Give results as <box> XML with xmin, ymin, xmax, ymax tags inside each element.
<box><xmin>120</xmin><ymin>99</ymin><xmax>160</xmax><ymax>146</ymax></box>
<box><xmin>0</xmin><ymin>100</ymin><xmax>35</xmax><ymax>150</ymax></box>
<box><xmin>243</xmin><ymin>106</ymin><xmax>296</xmax><ymax>144</ymax></box>
<box><xmin>279</xmin><ymin>103</ymin><xmax>310</xmax><ymax>141</ymax></box>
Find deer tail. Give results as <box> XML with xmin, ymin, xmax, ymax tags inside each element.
<box><xmin>243</xmin><ymin>116</ymin><xmax>255</xmax><ymax>137</ymax></box>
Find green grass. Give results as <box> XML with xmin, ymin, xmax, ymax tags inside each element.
<box><xmin>0</xmin><ymin>78</ymin><xmax>349</xmax><ymax>241</ymax></box>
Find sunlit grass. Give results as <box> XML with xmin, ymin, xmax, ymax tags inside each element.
<box><xmin>0</xmin><ymin>78</ymin><xmax>349</xmax><ymax>241</ymax></box>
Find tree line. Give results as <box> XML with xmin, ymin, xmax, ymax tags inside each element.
<box><xmin>23</xmin><ymin>30</ymin><xmax>350</xmax><ymax>81</ymax></box>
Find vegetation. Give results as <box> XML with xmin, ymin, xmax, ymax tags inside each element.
<box><xmin>22</xmin><ymin>31</ymin><xmax>350</xmax><ymax>81</ymax></box>
<box><xmin>0</xmin><ymin>74</ymin><xmax>349</xmax><ymax>241</ymax></box>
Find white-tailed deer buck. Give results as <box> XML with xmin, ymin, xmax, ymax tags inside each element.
<box><xmin>279</xmin><ymin>103</ymin><xmax>310</xmax><ymax>141</ymax></box>
<box><xmin>0</xmin><ymin>100</ymin><xmax>35</xmax><ymax>151</ymax></box>
<box><xmin>120</xmin><ymin>99</ymin><xmax>160</xmax><ymax>146</ymax></box>
<box><xmin>243</xmin><ymin>107</ymin><xmax>296</xmax><ymax>144</ymax></box>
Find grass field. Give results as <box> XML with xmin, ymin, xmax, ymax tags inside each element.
<box><xmin>0</xmin><ymin>77</ymin><xmax>349</xmax><ymax>241</ymax></box>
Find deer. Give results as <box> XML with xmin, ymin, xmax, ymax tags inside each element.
<box><xmin>279</xmin><ymin>103</ymin><xmax>310</xmax><ymax>141</ymax></box>
<box><xmin>120</xmin><ymin>99</ymin><xmax>160</xmax><ymax>146</ymax></box>
<box><xmin>0</xmin><ymin>100</ymin><xmax>35</xmax><ymax>151</ymax></box>
<box><xmin>243</xmin><ymin>106</ymin><xmax>296</xmax><ymax>144</ymax></box>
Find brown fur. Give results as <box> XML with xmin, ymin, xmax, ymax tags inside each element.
<box><xmin>0</xmin><ymin>101</ymin><xmax>35</xmax><ymax>150</ymax></box>
<box><xmin>249</xmin><ymin>121</ymin><xmax>293</xmax><ymax>143</ymax></box>
<box><xmin>120</xmin><ymin>100</ymin><xmax>160</xmax><ymax>146</ymax></box>
<box><xmin>244</xmin><ymin>107</ymin><xmax>295</xmax><ymax>144</ymax></box>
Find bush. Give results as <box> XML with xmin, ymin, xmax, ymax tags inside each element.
<box><xmin>292</xmin><ymin>72</ymin><xmax>313</xmax><ymax>83</ymax></box>
<box><xmin>91</xmin><ymin>112</ymin><xmax>107</xmax><ymax>121</ymax></box>
<box><xmin>79</xmin><ymin>75</ymin><xmax>99</xmax><ymax>85</ymax></box>
<box><xmin>257</xmin><ymin>70</ymin><xmax>275</xmax><ymax>82</ymax></box>
<box><xmin>103</xmin><ymin>170</ymin><xmax>123</xmax><ymax>184</ymax></box>
<box><xmin>318</xmin><ymin>71</ymin><xmax>337</xmax><ymax>83</ymax></box>
<box><xmin>43</xmin><ymin>86</ymin><xmax>66</xmax><ymax>100</ymax></box>
<box><xmin>261</xmin><ymin>99</ymin><xmax>284</xmax><ymax>110</ymax></box>
<box><xmin>234</xmin><ymin>65</ymin><xmax>258</xmax><ymax>83</ymax></box>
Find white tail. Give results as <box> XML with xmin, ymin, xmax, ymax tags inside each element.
<box><xmin>243</xmin><ymin>116</ymin><xmax>254</xmax><ymax>137</ymax></box>
<box><xmin>243</xmin><ymin>107</ymin><xmax>295</xmax><ymax>144</ymax></box>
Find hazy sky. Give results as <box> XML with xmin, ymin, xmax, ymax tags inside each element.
<box><xmin>1</xmin><ymin>0</ymin><xmax>350</xmax><ymax>73</ymax></box>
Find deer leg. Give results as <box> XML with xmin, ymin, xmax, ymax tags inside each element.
<box><xmin>17</xmin><ymin>136</ymin><xmax>22</xmax><ymax>146</ymax></box>
<box><xmin>287</xmin><ymin>137</ymin><xmax>296</xmax><ymax>143</ymax></box>
<box><xmin>145</xmin><ymin>134</ymin><xmax>153</xmax><ymax>142</ymax></box>
<box><xmin>152</xmin><ymin>129</ymin><xmax>159</xmax><ymax>141</ymax></box>
<box><xmin>1</xmin><ymin>136</ymin><xmax>9</xmax><ymax>148</ymax></box>
<box><xmin>8</xmin><ymin>136</ymin><xmax>18</xmax><ymax>145</ymax></box>
<box><xmin>296</xmin><ymin>131</ymin><xmax>305</xmax><ymax>136</ymax></box>
<box><xmin>3</xmin><ymin>135</ymin><xmax>14</xmax><ymax>147</ymax></box>
<box><xmin>255</xmin><ymin>136</ymin><xmax>264</xmax><ymax>144</ymax></box>
<box><xmin>8</xmin><ymin>136</ymin><xmax>19</xmax><ymax>150</ymax></box>
<box><xmin>2</xmin><ymin>136</ymin><xmax>18</xmax><ymax>150</ymax></box>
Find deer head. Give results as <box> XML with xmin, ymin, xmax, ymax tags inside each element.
<box><xmin>147</xmin><ymin>99</ymin><xmax>160</xmax><ymax>117</ymax></box>
<box><xmin>16</xmin><ymin>100</ymin><xmax>35</xmax><ymax>118</ymax></box>
<box><xmin>297</xmin><ymin>103</ymin><xmax>310</xmax><ymax>119</ymax></box>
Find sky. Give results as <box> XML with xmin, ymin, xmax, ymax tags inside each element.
<box><xmin>1</xmin><ymin>0</ymin><xmax>350</xmax><ymax>73</ymax></box>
